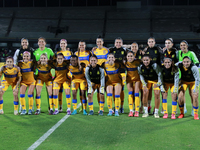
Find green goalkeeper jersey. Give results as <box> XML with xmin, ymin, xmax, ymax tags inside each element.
<box><xmin>33</xmin><ymin>47</ymin><xmax>54</xmax><ymax>61</ymax></box>
<box><xmin>177</xmin><ymin>50</ymin><xmax>199</xmax><ymax>65</ymax></box>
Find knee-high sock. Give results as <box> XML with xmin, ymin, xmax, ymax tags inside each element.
<box><xmin>36</xmin><ymin>96</ymin><xmax>41</xmax><ymax>110</ymax></box>
<box><xmin>53</xmin><ymin>95</ymin><xmax>58</xmax><ymax>110</ymax></box>
<box><xmin>82</xmin><ymin>99</ymin><xmax>87</xmax><ymax>110</ymax></box>
<box><xmin>66</xmin><ymin>94</ymin><xmax>71</xmax><ymax>109</ymax></box>
<box><xmin>172</xmin><ymin>101</ymin><xmax>177</xmax><ymax>115</ymax></box>
<box><xmin>14</xmin><ymin>101</ymin><xmax>18</xmax><ymax>111</ymax></box>
<box><xmin>100</xmin><ymin>100</ymin><xmax>104</xmax><ymax>111</ymax></box>
<box><xmin>20</xmin><ymin>94</ymin><xmax>26</xmax><ymax>110</ymax></box>
<box><xmin>72</xmin><ymin>99</ymin><xmax>77</xmax><ymax>110</ymax></box>
<box><xmin>107</xmin><ymin>93</ymin><xmax>112</xmax><ymax>110</ymax></box>
<box><xmin>49</xmin><ymin>95</ymin><xmax>53</xmax><ymax>110</ymax></box>
<box><xmin>115</xmin><ymin>95</ymin><xmax>120</xmax><ymax>111</ymax></box>
<box><xmin>193</xmin><ymin>106</ymin><xmax>199</xmax><ymax>115</ymax></box>
<box><xmin>0</xmin><ymin>100</ymin><xmax>3</xmax><ymax>110</ymax></box>
<box><xmin>162</xmin><ymin>99</ymin><xmax>168</xmax><ymax>114</ymax></box>
<box><xmin>128</xmin><ymin>91</ymin><xmax>133</xmax><ymax>111</ymax></box>
<box><xmin>28</xmin><ymin>94</ymin><xmax>33</xmax><ymax>110</ymax></box>
<box><xmin>88</xmin><ymin>102</ymin><xmax>93</xmax><ymax>111</ymax></box>
<box><xmin>179</xmin><ymin>104</ymin><xmax>184</xmax><ymax>114</ymax></box>
<box><xmin>135</xmin><ymin>93</ymin><xmax>140</xmax><ymax>112</ymax></box>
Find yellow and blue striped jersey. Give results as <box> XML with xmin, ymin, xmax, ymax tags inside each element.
<box><xmin>57</xmin><ymin>50</ymin><xmax>72</xmax><ymax>60</ymax></box>
<box><xmin>36</xmin><ymin>63</ymin><xmax>52</xmax><ymax>82</ymax></box>
<box><xmin>18</xmin><ymin>60</ymin><xmax>35</xmax><ymax>84</ymax></box>
<box><xmin>69</xmin><ymin>65</ymin><xmax>85</xmax><ymax>80</ymax></box>
<box><xmin>75</xmin><ymin>50</ymin><xmax>91</xmax><ymax>66</ymax></box>
<box><xmin>126</xmin><ymin>60</ymin><xmax>141</xmax><ymax>81</ymax></box>
<box><xmin>93</xmin><ymin>47</ymin><xmax>109</xmax><ymax>65</ymax></box>
<box><xmin>0</xmin><ymin>65</ymin><xmax>22</xmax><ymax>84</ymax></box>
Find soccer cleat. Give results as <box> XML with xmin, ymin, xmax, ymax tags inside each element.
<box><xmin>128</xmin><ymin>111</ymin><xmax>133</xmax><ymax>117</ymax></box>
<box><xmin>83</xmin><ymin>109</ymin><xmax>87</xmax><ymax>115</ymax></box>
<box><xmin>67</xmin><ymin>110</ymin><xmax>71</xmax><ymax>115</ymax></box>
<box><xmin>194</xmin><ymin>114</ymin><xmax>199</xmax><ymax>120</ymax></box>
<box><xmin>49</xmin><ymin>110</ymin><xmax>53</xmax><ymax>115</ymax></box>
<box><xmin>53</xmin><ymin>110</ymin><xmax>59</xmax><ymax>115</ymax></box>
<box><xmin>71</xmin><ymin>110</ymin><xmax>77</xmax><ymax>115</ymax></box>
<box><xmin>14</xmin><ymin>110</ymin><xmax>18</xmax><ymax>115</ymax></box>
<box><xmin>142</xmin><ymin>113</ymin><xmax>149</xmax><ymax>118</ymax></box>
<box><xmin>171</xmin><ymin>114</ymin><xmax>176</xmax><ymax>119</ymax></box>
<box><xmin>28</xmin><ymin>109</ymin><xmax>33</xmax><ymax>115</ymax></box>
<box><xmin>191</xmin><ymin>108</ymin><xmax>194</xmax><ymax>116</ymax></box>
<box><xmin>99</xmin><ymin>110</ymin><xmax>103</xmax><ymax>116</ymax></box>
<box><xmin>98</xmin><ymin>110</ymin><xmax>104</xmax><ymax>113</ymax></box>
<box><xmin>139</xmin><ymin>107</ymin><xmax>143</xmax><ymax>114</ymax></box>
<box><xmin>35</xmin><ymin>110</ymin><xmax>41</xmax><ymax>115</ymax></box>
<box><xmin>59</xmin><ymin>106</ymin><xmax>63</xmax><ymax>113</ymax></box>
<box><xmin>154</xmin><ymin>113</ymin><xmax>160</xmax><ymax>118</ymax></box>
<box><xmin>20</xmin><ymin>110</ymin><xmax>27</xmax><ymax>115</ymax></box>
<box><xmin>88</xmin><ymin>110</ymin><xmax>94</xmax><ymax>115</ymax></box>
<box><xmin>163</xmin><ymin>113</ymin><xmax>168</xmax><ymax>119</ymax></box>
<box><xmin>119</xmin><ymin>107</ymin><xmax>124</xmax><ymax>113</ymax></box>
<box><xmin>0</xmin><ymin>109</ymin><xmax>4</xmax><ymax>114</ymax></box>
<box><xmin>148</xmin><ymin>106</ymin><xmax>152</xmax><ymax>113</ymax></box>
<box><xmin>107</xmin><ymin>111</ymin><xmax>113</xmax><ymax>116</ymax></box>
<box><xmin>134</xmin><ymin>111</ymin><xmax>139</xmax><ymax>117</ymax></box>
<box><xmin>115</xmin><ymin>111</ymin><xmax>119</xmax><ymax>117</ymax></box>
<box><xmin>178</xmin><ymin>113</ymin><xmax>184</xmax><ymax>119</ymax></box>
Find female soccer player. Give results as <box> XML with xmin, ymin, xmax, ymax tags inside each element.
<box><xmin>85</xmin><ymin>55</ymin><xmax>105</xmax><ymax>115</ymax></box>
<box><xmin>57</xmin><ymin>39</ymin><xmax>72</xmax><ymax>112</ymax></box>
<box><xmin>163</xmin><ymin>38</ymin><xmax>178</xmax><ymax>64</ymax></box>
<box><xmin>177</xmin><ymin>56</ymin><xmax>199</xmax><ymax>120</ymax></box>
<box><xmin>177</xmin><ymin>40</ymin><xmax>199</xmax><ymax>115</ymax></box>
<box><xmin>138</xmin><ymin>54</ymin><xmax>164</xmax><ymax>118</ymax></box>
<box><xmin>102</xmin><ymin>53</ymin><xmax>125</xmax><ymax>117</ymax></box>
<box><xmin>143</xmin><ymin>37</ymin><xmax>163</xmax><ymax>113</ymax></box>
<box><xmin>125</xmin><ymin>51</ymin><xmax>141</xmax><ymax>117</ymax></box>
<box><xmin>0</xmin><ymin>57</ymin><xmax>21</xmax><ymax>115</ymax></box>
<box><xmin>69</xmin><ymin>55</ymin><xmax>87</xmax><ymax>115</ymax></box>
<box><xmin>51</xmin><ymin>53</ymin><xmax>71</xmax><ymax>115</ymax></box>
<box><xmin>161</xmin><ymin>57</ymin><xmax>179</xmax><ymax>119</ymax></box>
<box><xmin>18</xmin><ymin>51</ymin><xmax>36</xmax><ymax>115</ymax></box>
<box><xmin>35</xmin><ymin>53</ymin><xmax>53</xmax><ymax>115</ymax></box>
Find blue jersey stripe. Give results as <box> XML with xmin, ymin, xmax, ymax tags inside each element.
<box><xmin>4</xmin><ymin>74</ymin><xmax>17</xmax><ymax>78</ymax></box>
<box><xmin>106</xmin><ymin>69</ymin><xmax>119</xmax><ymax>75</ymax></box>
<box><xmin>79</xmin><ymin>55</ymin><xmax>90</xmax><ymax>61</ymax></box>
<box><xmin>55</xmin><ymin>66</ymin><xmax>67</xmax><ymax>71</ymax></box>
<box><xmin>70</xmin><ymin>71</ymin><xmax>83</xmax><ymax>75</ymax></box>
<box><xmin>21</xmin><ymin>68</ymin><xmax>32</xmax><ymax>73</ymax></box>
<box><xmin>38</xmin><ymin>69</ymin><xmax>50</xmax><ymax>74</ymax></box>
<box><xmin>127</xmin><ymin>68</ymin><xmax>137</xmax><ymax>71</ymax></box>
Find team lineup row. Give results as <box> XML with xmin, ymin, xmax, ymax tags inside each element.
<box><xmin>0</xmin><ymin>37</ymin><xmax>199</xmax><ymax>120</ymax></box>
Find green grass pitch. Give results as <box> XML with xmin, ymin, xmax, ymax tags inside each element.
<box><xmin>0</xmin><ymin>71</ymin><xmax>200</xmax><ymax>150</ymax></box>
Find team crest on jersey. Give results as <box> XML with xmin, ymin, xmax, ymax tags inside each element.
<box><xmin>142</xmin><ymin>69</ymin><xmax>144</xmax><ymax>72</ymax></box>
<box><xmin>147</xmin><ymin>52</ymin><xmax>149</xmax><ymax>54</ymax></box>
<box><xmin>121</xmin><ymin>51</ymin><xmax>124</xmax><ymax>55</ymax></box>
<box><xmin>172</xmin><ymin>54</ymin><xmax>175</xmax><ymax>58</ymax></box>
<box><xmin>85</xmin><ymin>53</ymin><xmax>87</xmax><ymax>55</ymax></box>
<box><xmin>29</xmin><ymin>63</ymin><xmax>31</xmax><ymax>67</ymax></box>
<box><xmin>188</xmin><ymin>71</ymin><xmax>191</xmax><ymax>74</ymax></box>
<box><xmin>90</xmin><ymin>72</ymin><xmax>92</xmax><ymax>75</ymax></box>
<box><xmin>150</xmin><ymin>69</ymin><xmax>153</xmax><ymax>72</ymax></box>
<box><xmin>20</xmin><ymin>53</ymin><xmax>23</xmax><ymax>56</ymax></box>
<box><xmin>14</xmin><ymin>70</ymin><xmax>17</xmax><ymax>74</ymax></box>
<box><xmin>163</xmin><ymin>72</ymin><xmax>165</xmax><ymax>75</ymax></box>
<box><xmin>106</xmin><ymin>67</ymin><xmax>108</xmax><ymax>69</ymax></box>
<box><xmin>171</xmin><ymin>72</ymin><xmax>173</xmax><ymax>75</ymax></box>
<box><xmin>96</xmin><ymin>52</ymin><xmax>98</xmax><ymax>54</ymax></box>
<box><xmin>97</xmin><ymin>71</ymin><xmax>100</xmax><ymax>75</ymax></box>
<box><xmin>67</xmin><ymin>53</ymin><xmax>69</xmax><ymax>55</ymax></box>
<box><xmin>103</xmin><ymin>50</ymin><xmax>106</xmax><ymax>54</ymax></box>
<box><xmin>113</xmin><ymin>51</ymin><xmax>116</xmax><ymax>53</ymax></box>
<box><xmin>155</xmin><ymin>50</ymin><xmax>157</xmax><ymax>54</ymax></box>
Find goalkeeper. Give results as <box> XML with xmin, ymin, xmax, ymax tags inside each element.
<box><xmin>85</xmin><ymin>55</ymin><xmax>105</xmax><ymax>116</ymax></box>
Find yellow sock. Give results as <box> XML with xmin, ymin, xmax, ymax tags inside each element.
<box><xmin>49</xmin><ymin>95</ymin><xmax>53</xmax><ymax>109</ymax></box>
<box><xmin>0</xmin><ymin>100</ymin><xmax>3</xmax><ymax>110</ymax></box>
<box><xmin>193</xmin><ymin>106</ymin><xmax>199</xmax><ymax>115</ymax></box>
<box><xmin>88</xmin><ymin>102</ymin><xmax>93</xmax><ymax>111</ymax></box>
<box><xmin>115</xmin><ymin>95</ymin><xmax>120</xmax><ymax>111</ymax></box>
<box><xmin>172</xmin><ymin>101</ymin><xmax>177</xmax><ymax>115</ymax></box>
<box><xmin>53</xmin><ymin>95</ymin><xmax>58</xmax><ymax>110</ymax></box>
<box><xmin>107</xmin><ymin>93</ymin><xmax>112</xmax><ymax>109</ymax></box>
<box><xmin>128</xmin><ymin>92</ymin><xmax>133</xmax><ymax>110</ymax></box>
<box><xmin>162</xmin><ymin>99</ymin><xmax>168</xmax><ymax>114</ymax></box>
<box><xmin>82</xmin><ymin>99</ymin><xmax>87</xmax><ymax>110</ymax></box>
<box><xmin>66</xmin><ymin>95</ymin><xmax>71</xmax><ymax>109</ymax></box>
<box><xmin>179</xmin><ymin>104</ymin><xmax>184</xmax><ymax>114</ymax></box>
<box><xmin>100</xmin><ymin>100</ymin><xmax>104</xmax><ymax>111</ymax></box>
<box><xmin>72</xmin><ymin>99</ymin><xmax>77</xmax><ymax>110</ymax></box>
<box><xmin>28</xmin><ymin>95</ymin><xmax>33</xmax><ymax>110</ymax></box>
<box><xmin>135</xmin><ymin>93</ymin><xmax>140</xmax><ymax>112</ymax></box>
<box><xmin>59</xmin><ymin>90</ymin><xmax>63</xmax><ymax>106</ymax></box>
<box><xmin>20</xmin><ymin>94</ymin><xmax>26</xmax><ymax>110</ymax></box>
<box><xmin>14</xmin><ymin>101</ymin><xmax>18</xmax><ymax>111</ymax></box>
<box><xmin>36</xmin><ymin>96</ymin><xmax>41</xmax><ymax>110</ymax></box>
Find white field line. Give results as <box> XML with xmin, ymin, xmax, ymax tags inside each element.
<box><xmin>27</xmin><ymin>103</ymin><xmax>82</xmax><ymax>150</ymax></box>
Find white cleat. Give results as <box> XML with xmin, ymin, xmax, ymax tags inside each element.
<box><xmin>0</xmin><ymin>109</ymin><xmax>4</xmax><ymax>114</ymax></box>
<box><xmin>154</xmin><ymin>113</ymin><xmax>160</xmax><ymax>118</ymax></box>
<box><xmin>142</xmin><ymin>113</ymin><xmax>149</xmax><ymax>118</ymax></box>
<box><xmin>14</xmin><ymin>110</ymin><xmax>18</xmax><ymax>115</ymax></box>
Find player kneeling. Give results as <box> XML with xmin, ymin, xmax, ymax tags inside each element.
<box><xmin>85</xmin><ymin>55</ymin><xmax>105</xmax><ymax>116</ymax></box>
<box><xmin>0</xmin><ymin>57</ymin><xmax>21</xmax><ymax>115</ymax></box>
